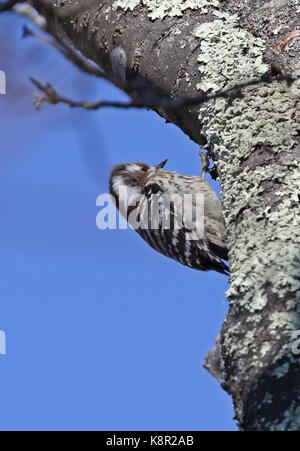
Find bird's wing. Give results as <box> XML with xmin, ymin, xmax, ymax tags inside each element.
<box><xmin>137</xmin><ymin>182</ymin><xmax>229</xmax><ymax>274</ymax></box>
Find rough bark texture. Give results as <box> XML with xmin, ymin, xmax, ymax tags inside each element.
<box><xmin>39</xmin><ymin>0</ymin><xmax>300</xmax><ymax>430</ymax></box>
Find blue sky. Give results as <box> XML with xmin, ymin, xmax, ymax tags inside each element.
<box><xmin>0</xmin><ymin>13</ymin><xmax>236</xmax><ymax>430</ymax></box>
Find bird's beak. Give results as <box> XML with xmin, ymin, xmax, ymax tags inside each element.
<box><xmin>156</xmin><ymin>159</ymin><xmax>168</xmax><ymax>170</ymax></box>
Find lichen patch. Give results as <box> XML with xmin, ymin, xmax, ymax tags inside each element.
<box><xmin>113</xmin><ymin>0</ymin><xmax>219</xmax><ymax>20</ymax></box>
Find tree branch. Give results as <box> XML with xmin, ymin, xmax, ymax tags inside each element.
<box><xmin>30</xmin><ymin>72</ymin><xmax>297</xmax><ymax>112</ymax></box>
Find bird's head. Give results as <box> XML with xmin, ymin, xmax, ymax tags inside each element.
<box><xmin>109</xmin><ymin>160</ymin><xmax>167</xmax><ymax>199</ymax></box>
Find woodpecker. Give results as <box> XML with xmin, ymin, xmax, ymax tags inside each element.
<box><xmin>109</xmin><ymin>159</ymin><xmax>229</xmax><ymax>275</ymax></box>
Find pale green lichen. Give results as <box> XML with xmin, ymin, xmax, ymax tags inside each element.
<box><xmin>224</xmin><ymin>166</ymin><xmax>300</xmax><ymax>313</ymax></box>
<box><xmin>195</xmin><ymin>10</ymin><xmax>300</xmax><ymax>427</ymax></box>
<box><xmin>194</xmin><ymin>12</ymin><xmax>300</xmax><ymax>313</ymax></box>
<box><xmin>269</xmin><ymin>312</ymin><xmax>295</xmax><ymax>331</ymax></box>
<box><xmin>260</xmin><ymin>342</ymin><xmax>272</xmax><ymax>358</ymax></box>
<box><xmin>113</xmin><ymin>0</ymin><xmax>219</xmax><ymax>20</ymax></box>
<box><xmin>195</xmin><ymin>13</ymin><xmax>299</xmax><ymax>164</ymax></box>
<box><xmin>195</xmin><ymin>16</ymin><xmax>268</xmax><ymax>92</ymax></box>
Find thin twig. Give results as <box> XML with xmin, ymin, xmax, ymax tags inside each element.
<box><xmin>13</xmin><ymin>3</ymin><xmax>126</xmax><ymax>89</ymax></box>
<box><xmin>23</xmin><ymin>24</ymin><xmax>59</xmax><ymax>47</ymax></box>
<box><xmin>24</xmin><ymin>22</ymin><xmax>113</xmax><ymax>82</ymax></box>
<box><xmin>30</xmin><ymin>72</ymin><xmax>297</xmax><ymax>112</ymax></box>
<box><xmin>49</xmin><ymin>28</ymin><xmax>115</xmax><ymax>83</ymax></box>
<box><xmin>12</xmin><ymin>2</ymin><xmax>115</xmax><ymax>84</ymax></box>
<box><xmin>14</xmin><ymin>4</ymin><xmax>47</xmax><ymax>28</ymax></box>
<box><xmin>31</xmin><ymin>77</ymin><xmax>136</xmax><ymax>110</ymax></box>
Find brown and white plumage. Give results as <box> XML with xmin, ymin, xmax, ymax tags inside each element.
<box><xmin>109</xmin><ymin>160</ymin><xmax>229</xmax><ymax>275</ymax></box>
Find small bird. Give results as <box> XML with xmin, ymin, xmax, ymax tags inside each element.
<box><xmin>109</xmin><ymin>159</ymin><xmax>229</xmax><ymax>275</ymax></box>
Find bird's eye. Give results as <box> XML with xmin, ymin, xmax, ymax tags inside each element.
<box><xmin>141</xmin><ymin>167</ymin><xmax>147</xmax><ymax>172</ymax></box>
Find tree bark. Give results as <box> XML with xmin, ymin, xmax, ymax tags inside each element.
<box><xmin>37</xmin><ymin>0</ymin><xmax>300</xmax><ymax>430</ymax></box>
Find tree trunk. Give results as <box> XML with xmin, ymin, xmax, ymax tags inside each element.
<box><xmin>39</xmin><ymin>0</ymin><xmax>300</xmax><ymax>430</ymax></box>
